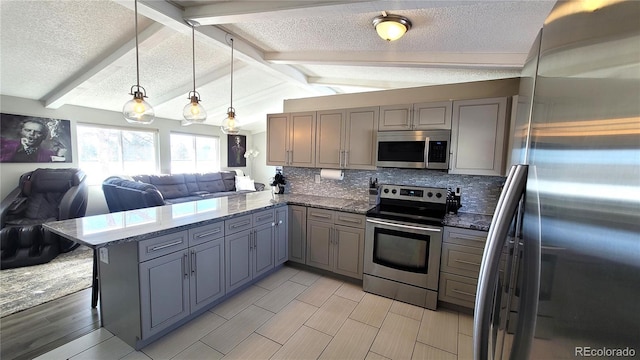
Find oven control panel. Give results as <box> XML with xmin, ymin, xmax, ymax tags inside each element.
<box><xmin>379</xmin><ymin>184</ymin><xmax>447</xmax><ymax>204</ymax></box>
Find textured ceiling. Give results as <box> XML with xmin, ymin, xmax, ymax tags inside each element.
<box><xmin>0</xmin><ymin>0</ymin><xmax>556</xmax><ymax>133</ymax></box>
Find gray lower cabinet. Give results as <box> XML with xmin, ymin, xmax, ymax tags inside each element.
<box><xmin>438</xmin><ymin>226</ymin><xmax>488</xmax><ymax>309</ymax></box>
<box><xmin>288</xmin><ymin>205</ymin><xmax>307</xmax><ymax>264</ymax></box>
<box><xmin>140</xmin><ymin>247</ymin><xmax>189</xmax><ymax>339</ymax></box>
<box><xmin>99</xmin><ymin>209</ymin><xmax>287</xmax><ymax>350</ymax></box>
<box><xmin>139</xmin><ymin>222</ymin><xmax>226</xmax><ymax>340</ymax></box>
<box><xmin>225</xmin><ymin>209</ymin><xmax>276</xmax><ymax>293</ymax></box>
<box><xmin>274</xmin><ymin>206</ymin><xmax>289</xmax><ymax>265</ymax></box>
<box><xmin>306</xmin><ymin>208</ymin><xmax>365</xmax><ymax>279</ymax></box>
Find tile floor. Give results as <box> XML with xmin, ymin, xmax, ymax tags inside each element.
<box><xmin>35</xmin><ymin>266</ymin><xmax>474</xmax><ymax>360</ymax></box>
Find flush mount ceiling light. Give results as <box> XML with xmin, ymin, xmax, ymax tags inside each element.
<box><xmin>221</xmin><ymin>35</ymin><xmax>240</xmax><ymax>135</ymax></box>
<box><xmin>372</xmin><ymin>12</ymin><xmax>412</xmax><ymax>42</ymax></box>
<box><xmin>123</xmin><ymin>0</ymin><xmax>155</xmax><ymax>124</ymax></box>
<box><xmin>183</xmin><ymin>20</ymin><xmax>207</xmax><ymax>124</ymax></box>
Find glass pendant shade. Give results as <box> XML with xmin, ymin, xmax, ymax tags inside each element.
<box><xmin>221</xmin><ymin>36</ymin><xmax>241</xmax><ymax>135</ymax></box>
<box><xmin>221</xmin><ymin>108</ymin><xmax>240</xmax><ymax>135</ymax></box>
<box><xmin>373</xmin><ymin>14</ymin><xmax>412</xmax><ymax>42</ymax></box>
<box><xmin>183</xmin><ymin>92</ymin><xmax>207</xmax><ymax>123</ymax></box>
<box><xmin>123</xmin><ymin>0</ymin><xmax>154</xmax><ymax>124</ymax></box>
<box><xmin>183</xmin><ymin>22</ymin><xmax>207</xmax><ymax>124</ymax></box>
<box><xmin>123</xmin><ymin>86</ymin><xmax>155</xmax><ymax>124</ymax></box>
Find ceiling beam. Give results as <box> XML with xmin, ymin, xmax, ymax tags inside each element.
<box><xmin>183</xmin><ymin>1</ymin><xmax>373</xmax><ymax>25</ymax></box>
<box><xmin>183</xmin><ymin>1</ymin><xmax>467</xmax><ymax>25</ymax></box>
<box><xmin>126</xmin><ymin>0</ymin><xmax>335</xmax><ymax>96</ymax></box>
<box><xmin>43</xmin><ymin>22</ymin><xmax>170</xmax><ymax>109</ymax></box>
<box><xmin>266</xmin><ymin>51</ymin><xmax>527</xmax><ymax>69</ymax></box>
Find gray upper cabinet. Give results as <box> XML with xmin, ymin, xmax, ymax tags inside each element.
<box><xmin>450</xmin><ymin>97</ymin><xmax>509</xmax><ymax>176</ymax></box>
<box><xmin>315</xmin><ymin>107</ymin><xmax>378</xmax><ymax>170</ymax></box>
<box><xmin>315</xmin><ymin>109</ymin><xmax>345</xmax><ymax>169</ymax></box>
<box><xmin>379</xmin><ymin>101</ymin><xmax>452</xmax><ymax>131</ymax></box>
<box><xmin>266</xmin><ymin>112</ymin><xmax>316</xmax><ymax>167</ymax></box>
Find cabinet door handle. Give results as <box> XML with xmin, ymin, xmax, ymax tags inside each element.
<box><xmin>454</xmin><ymin>259</ymin><xmax>481</xmax><ymax>267</ymax></box>
<box><xmin>191</xmin><ymin>250</ymin><xmax>196</xmax><ymax>275</ymax></box>
<box><xmin>183</xmin><ymin>253</ymin><xmax>189</xmax><ymax>279</ymax></box>
<box><xmin>338</xmin><ymin>217</ymin><xmax>360</xmax><ymax>224</ymax></box>
<box><xmin>231</xmin><ymin>220</ymin><xmax>251</xmax><ymax>229</ymax></box>
<box><xmin>278</xmin><ymin>220</ymin><xmax>283</xmax><ymax>225</ymax></box>
<box><xmin>452</xmin><ymin>288</ymin><xmax>476</xmax><ymax>298</ymax></box>
<box><xmin>196</xmin><ymin>228</ymin><xmax>221</xmax><ymax>238</ymax></box>
<box><xmin>150</xmin><ymin>239</ymin><xmax>183</xmax><ymax>252</ymax></box>
<box><xmin>451</xmin><ymin>233</ymin><xmax>485</xmax><ymax>242</ymax></box>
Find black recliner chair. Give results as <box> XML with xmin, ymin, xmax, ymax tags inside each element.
<box><xmin>0</xmin><ymin>168</ymin><xmax>88</xmax><ymax>269</ymax></box>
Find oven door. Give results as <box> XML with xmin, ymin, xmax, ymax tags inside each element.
<box><xmin>365</xmin><ymin>217</ymin><xmax>442</xmax><ymax>290</ymax></box>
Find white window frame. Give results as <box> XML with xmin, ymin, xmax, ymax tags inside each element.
<box><xmin>76</xmin><ymin>123</ymin><xmax>159</xmax><ymax>185</ymax></box>
<box><xmin>169</xmin><ymin>132</ymin><xmax>220</xmax><ymax>174</ymax></box>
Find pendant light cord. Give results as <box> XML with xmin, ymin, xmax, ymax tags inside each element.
<box><xmin>230</xmin><ymin>37</ymin><xmax>234</xmax><ymax>110</ymax></box>
<box><xmin>191</xmin><ymin>25</ymin><xmax>196</xmax><ymax>93</ymax></box>
<box><xmin>134</xmin><ymin>0</ymin><xmax>140</xmax><ymax>88</ymax></box>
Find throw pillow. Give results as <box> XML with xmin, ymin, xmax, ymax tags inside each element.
<box><xmin>235</xmin><ymin>176</ymin><xmax>255</xmax><ymax>191</ymax></box>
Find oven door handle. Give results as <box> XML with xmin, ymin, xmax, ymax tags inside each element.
<box><xmin>366</xmin><ymin>218</ymin><xmax>442</xmax><ymax>233</ymax></box>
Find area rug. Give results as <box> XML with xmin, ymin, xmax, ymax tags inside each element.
<box><xmin>0</xmin><ymin>245</ymin><xmax>93</xmax><ymax>317</ymax></box>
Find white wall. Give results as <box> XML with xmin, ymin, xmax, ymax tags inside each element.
<box><xmin>0</xmin><ymin>95</ymin><xmax>270</xmax><ymax>215</ymax></box>
<box><xmin>284</xmin><ymin>77</ymin><xmax>521</xmax><ymax>112</ymax></box>
<box><xmin>250</xmin><ymin>131</ymin><xmax>276</xmax><ymax>186</ymax></box>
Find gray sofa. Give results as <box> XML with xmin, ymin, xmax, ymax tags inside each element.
<box><xmin>102</xmin><ymin>171</ymin><xmax>265</xmax><ymax>213</ymax></box>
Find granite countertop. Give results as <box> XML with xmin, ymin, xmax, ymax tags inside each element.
<box><xmin>277</xmin><ymin>193</ymin><xmax>373</xmax><ymax>214</ymax></box>
<box><xmin>44</xmin><ymin>189</ymin><xmax>489</xmax><ymax>248</ymax></box>
<box><xmin>43</xmin><ymin>191</ymin><xmax>374</xmax><ymax>249</ymax></box>
<box><xmin>443</xmin><ymin>212</ymin><xmax>493</xmax><ymax>232</ymax></box>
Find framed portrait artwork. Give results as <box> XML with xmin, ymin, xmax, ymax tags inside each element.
<box><xmin>0</xmin><ymin>113</ymin><xmax>72</xmax><ymax>163</ymax></box>
<box><xmin>227</xmin><ymin>134</ymin><xmax>246</xmax><ymax>167</ymax></box>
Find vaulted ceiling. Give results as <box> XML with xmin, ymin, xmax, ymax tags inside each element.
<box><xmin>0</xmin><ymin>1</ymin><xmax>555</xmax><ymax>133</ymax></box>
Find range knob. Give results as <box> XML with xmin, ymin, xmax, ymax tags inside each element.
<box><xmin>427</xmin><ymin>192</ymin><xmax>433</xmax><ymax>197</ymax></box>
<box><xmin>436</xmin><ymin>192</ymin><xmax>443</xmax><ymax>198</ymax></box>
<box><xmin>391</xmin><ymin>189</ymin><xmax>397</xmax><ymax>194</ymax></box>
<box><xmin>383</xmin><ymin>188</ymin><xmax>389</xmax><ymax>194</ymax></box>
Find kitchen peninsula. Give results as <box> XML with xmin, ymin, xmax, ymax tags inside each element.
<box><xmin>43</xmin><ymin>190</ymin><xmax>490</xmax><ymax>349</ymax></box>
<box><xmin>43</xmin><ymin>191</ymin><xmax>372</xmax><ymax>350</ymax></box>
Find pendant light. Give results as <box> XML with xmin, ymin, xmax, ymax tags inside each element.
<box><xmin>183</xmin><ymin>21</ymin><xmax>207</xmax><ymax>124</ymax></box>
<box><xmin>372</xmin><ymin>12</ymin><xmax>412</xmax><ymax>42</ymax></box>
<box><xmin>123</xmin><ymin>0</ymin><xmax>155</xmax><ymax>124</ymax></box>
<box><xmin>221</xmin><ymin>36</ymin><xmax>240</xmax><ymax>135</ymax></box>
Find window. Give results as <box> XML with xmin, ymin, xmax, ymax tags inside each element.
<box><xmin>170</xmin><ymin>133</ymin><xmax>220</xmax><ymax>173</ymax></box>
<box><xmin>77</xmin><ymin>124</ymin><xmax>158</xmax><ymax>185</ymax></box>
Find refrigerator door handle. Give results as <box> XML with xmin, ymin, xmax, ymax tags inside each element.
<box><xmin>474</xmin><ymin>164</ymin><xmax>528</xmax><ymax>360</ymax></box>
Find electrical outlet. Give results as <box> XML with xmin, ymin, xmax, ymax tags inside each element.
<box><xmin>315</xmin><ymin>174</ymin><xmax>321</xmax><ymax>183</ymax></box>
<box><xmin>99</xmin><ymin>247</ymin><xmax>109</xmax><ymax>264</ymax></box>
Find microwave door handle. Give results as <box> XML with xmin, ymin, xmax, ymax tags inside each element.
<box><xmin>424</xmin><ymin>137</ymin><xmax>430</xmax><ymax>169</ymax></box>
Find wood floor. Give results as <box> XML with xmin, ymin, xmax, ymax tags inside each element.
<box><xmin>0</xmin><ymin>288</ymin><xmax>100</xmax><ymax>360</ymax></box>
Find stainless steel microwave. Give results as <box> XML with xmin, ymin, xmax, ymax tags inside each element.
<box><xmin>376</xmin><ymin>130</ymin><xmax>450</xmax><ymax>169</ymax></box>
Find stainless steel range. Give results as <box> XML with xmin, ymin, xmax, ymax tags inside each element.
<box><xmin>364</xmin><ymin>184</ymin><xmax>447</xmax><ymax>310</ymax></box>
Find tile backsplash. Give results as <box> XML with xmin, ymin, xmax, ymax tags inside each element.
<box><xmin>281</xmin><ymin>167</ymin><xmax>505</xmax><ymax>215</ymax></box>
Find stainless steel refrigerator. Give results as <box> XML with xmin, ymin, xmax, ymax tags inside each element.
<box><xmin>474</xmin><ymin>1</ymin><xmax>640</xmax><ymax>359</ymax></box>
